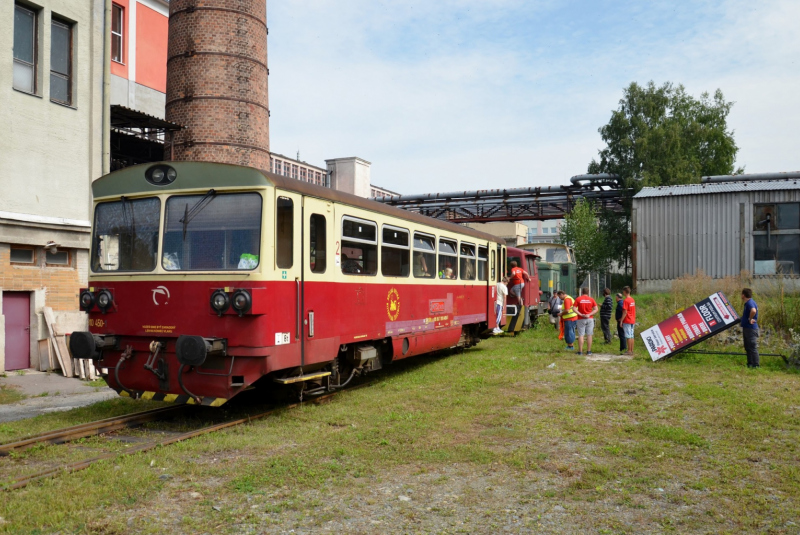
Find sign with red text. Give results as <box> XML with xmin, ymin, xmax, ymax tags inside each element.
<box><xmin>641</xmin><ymin>292</ymin><xmax>739</xmax><ymax>361</ymax></box>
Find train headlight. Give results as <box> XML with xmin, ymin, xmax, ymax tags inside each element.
<box><xmin>210</xmin><ymin>290</ymin><xmax>230</xmax><ymax>316</ymax></box>
<box><xmin>231</xmin><ymin>289</ymin><xmax>252</xmax><ymax>316</ymax></box>
<box><xmin>79</xmin><ymin>290</ymin><xmax>95</xmax><ymax>311</ymax></box>
<box><xmin>145</xmin><ymin>164</ymin><xmax>178</xmax><ymax>186</ymax></box>
<box><xmin>96</xmin><ymin>290</ymin><xmax>113</xmax><ymax>313</ymax></box>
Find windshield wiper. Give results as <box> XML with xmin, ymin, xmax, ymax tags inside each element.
<box><xmin>179</xmin><ymin>189</ymin><xmax>217</xmax><ymax>240</ymax></box>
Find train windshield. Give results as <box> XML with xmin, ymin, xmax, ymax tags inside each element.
<box><xmin>543</xmin><ymin>247</ymin><xmax>570</xmax><ymax>263</ymax></box>
<box><xmin>162</xmin><ymin>192</ymin><xmax>262</xmax><ymax>271</ymax></box>
<box><xmin>92</xmin><ymin>197</ymin><xmax>161</xmax><ymax>272</ymax></box>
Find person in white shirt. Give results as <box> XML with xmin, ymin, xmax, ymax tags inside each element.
<box><xmin>493</xmin><ymin>277</ymin><xmax>509</xmax><ymax>335</ymax></box>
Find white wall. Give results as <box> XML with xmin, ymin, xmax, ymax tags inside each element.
<box><xmin>0</xmin><ymin>0</ymin><xmax>105</xmax><ymax>224</ymax></box>
<box><xmin>326</xmin><ymin>157</ymin><xmax>372</xmax><ymax>198</ymax></box>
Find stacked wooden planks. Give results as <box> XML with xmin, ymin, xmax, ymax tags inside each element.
<box><xmin>41</xmin><ymin>307</ymin><xmax>97</xmax><ymax>380</ymax></box>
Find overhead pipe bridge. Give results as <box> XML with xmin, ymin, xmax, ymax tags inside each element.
<box><xmin>375</xmin><ymin>174</ymin><xmax>632</xmax><ymax>223</ymax></box>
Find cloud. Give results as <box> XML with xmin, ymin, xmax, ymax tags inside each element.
<box><xmin>267</xmin><ymin>0</ymin><xmax>800</xmax><ymax>193</ymax></box>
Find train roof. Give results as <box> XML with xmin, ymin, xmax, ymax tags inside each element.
<box><xmin>92</xmin><ymin>161</ymin><xmax>503</xmax><ymax>244</ymax></box>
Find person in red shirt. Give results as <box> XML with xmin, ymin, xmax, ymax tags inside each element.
<box><xmin>508</xmin><ymin>260</ymin><xmax>531</xmax><ymax>306</ymax></box>
<box><xmin>574</xmin><ymin>287</ymin><xmax>599</xmax><ymax>355</ymax></box>
<box><xmin>620</xmin><ymin>286</ymin><xmax>636</xmax><ymax>355</ymax></box>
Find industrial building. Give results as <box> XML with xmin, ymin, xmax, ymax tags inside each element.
<box><xmin>633</xmin><ymin>173</ymin><xmax>800</xmax><ymax>293</ymax></box>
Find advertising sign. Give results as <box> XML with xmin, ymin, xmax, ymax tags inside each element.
<box><xmin>641</xmin><ymin>292</ymin><xmax>740</xmax><ymax>361</ymax></box>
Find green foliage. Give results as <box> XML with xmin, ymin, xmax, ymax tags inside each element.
<box><xmin>560</xmin><ymin>198</ymin><xmax>608</xmax><ymax>279</ymax></box>
<box><xmin>589</xmin><ymin>81</ymin><xmax>742</xmax><ymax>188</ymax></box>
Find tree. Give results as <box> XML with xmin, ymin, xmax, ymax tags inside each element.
<box><xmin>588</xmin><ymin>81</ymin><xmax>742</xmax><ymax>187</ymax></box>
<box><xmin>560</xmin><ymin>198</ymin><xmax>607</xmax><ymax>281</ymax></box>
<box><xmin>584</xmin><ymin>81</ymin><xmax>742</xmax><ymax>275</ymax></box>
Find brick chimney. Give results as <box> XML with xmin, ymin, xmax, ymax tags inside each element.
<box><xmin>165</xmin><ymin>0</ymin><xmax>270</xmax><ymax>170</ymax></box>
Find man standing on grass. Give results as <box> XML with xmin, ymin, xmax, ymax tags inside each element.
<box><xmin>493</xmin><ymin>277</ymin><xmax>509</xmax><ymax>335</ymax></box>
<box><xmin>574</xmin><ymin>287</ymin><xmax>598</xmax><ymax>355</ymax></box>
<box><xmin>615</xmin><ymin>293</ymin><xmax>625</xmax><ymax>352</ymax></box>
<box><xmin>619</xmin><ymin>286</ymin><xmax>636</xmax><ymax>355</ymax></box>
<box><xmin>741</xmin><ymin>288</ymin><xmax>759</xmax><ymax>368</ymax></box>
<box><xmin>557</xmin><ymin>290</ymin><xmax>578</xmax><ymax>351</ymax></box>
<box><xmin>600</xmin><ymin>288</ymin><xmax>613</xmax><ymax>344</ymax></box>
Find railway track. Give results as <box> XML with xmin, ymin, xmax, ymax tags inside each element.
<box><xmin>0</xmin><ymin>389</ymin><xmax>346</xmax><ymax>491</ymax></box>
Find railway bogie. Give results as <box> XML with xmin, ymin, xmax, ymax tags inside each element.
<box><xmin>71</xmin><ymin>162</ymin><xmax>506</xmax><ymax>406</ymax></box>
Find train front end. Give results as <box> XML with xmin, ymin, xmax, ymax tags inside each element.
<box><xmin>69</xmin><ymin>162</ymin><xmax>275</xmax><ymax>406</ymax></box>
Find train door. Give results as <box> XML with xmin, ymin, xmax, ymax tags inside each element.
<box><xmin>275</xmin><ymin>191</ymin><xmax>304</xmax><ymax>363</ymax></box>
<box><xmin>526</xmin><ymin>254</ymin><xmax>538</xmax><ymax>307</ymax></box>
<box><xmin>302</xmin><ymin>196</ymin><xmax>339</xmax><ymax>365</ymax></box>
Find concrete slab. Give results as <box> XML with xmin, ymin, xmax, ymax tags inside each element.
<box><xmin>0</xmin><ymin>371</ymin><xmax>118</xmax><ymax>423</ymax></box>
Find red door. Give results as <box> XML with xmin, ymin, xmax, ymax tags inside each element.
<box><xmin>3</xmin><ymin>292</ymin><xmax>30</xmax><ymax>371</ymax></box>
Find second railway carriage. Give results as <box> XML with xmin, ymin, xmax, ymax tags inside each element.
<box><xmin>69</xmin><ymin>162</ymin><xmax>506</xmax><ymax>405</ymax></box>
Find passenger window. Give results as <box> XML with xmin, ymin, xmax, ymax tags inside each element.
<box><xmin>438</xmin><ymin>239</ymin><xmax>458</xmax><ymax>279</ymax></box>
<box><xmin>478</xmin><ymin>246</ymin><xmax>488</xmax><ymax>281</ymax></box>
<box><xmin>276</xmin><ymin>197</ymin><xmax>293</xmax><ymax>268</ymax></box>
<box><xmin>459</xmin><ymin>243</ymin><xmax>476</xmax><ymax>280</ymax></box>
<box><xmin>382</xmin><ymin>226</ymin><xmax>410</xmax><ymax>277</ymax></box>
<box><xmin>309</xmin><ymin>214</ymin><xmax>326</xmax><ymax>273</ymax></box>
<box><xmin>341</xmin><ymin>216</ymin><xmax>378</xmax><ymax>275</ymax></box>
<box><xmin>413</xmin><ymin>233</ymin><xmax>435</xmax><ymax>278</ymax></box>
<box><xmin>491</xmin><ymin>250</ymin><xmax>496</xmax><ymax>281</ymax></box>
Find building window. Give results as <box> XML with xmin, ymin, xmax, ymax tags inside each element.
<box><xmin>300</xmin><ymin>168</ymin><xmax>307</xmax><ymax>182</ymax></box>
<box><xmin>13</xmin><ymin>4</ymin><xmax>37</xmax><ymax>93</ymax></box>
<box><xmin>111</xmin><ymin>4</ymin><xmax>123</xmax><ymax>63</ymax></box>
<box><xmin>291</xmin><ymin>164</ymin><xmax>298</xmax><ymax>179</ymax></box>
<box><xmin>50</xmin><ymin>19</ymin><xmax>72</xmax><ymax>105</ymax></box>
<box><xmin>45</xmin><ymin>249</ymin><xmax>70</xmax><ymax>266</ymax></box>
<box><xmin>10</xmin><ymin>247</ymin><xmax>35</xmax><ymax>264</ymax></box>
<box><xmin>753</xmin><ymin>203</ymin><xmax>800</xmax><ymax>275</ymax></box>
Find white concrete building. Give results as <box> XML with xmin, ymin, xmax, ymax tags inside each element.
<box><xmin>326</xmin><ymin>157</ymin><xmax>373</xmax><ymax>199</ymax></box>
<box><xmin>1</xmin><ymin>0</ymin><xmax>107</xmax><ymax>371</ymax></box>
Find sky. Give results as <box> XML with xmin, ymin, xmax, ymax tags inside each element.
<box><xmin>267</xmin><ymin>0</ymin><xmax>800</xmax><ymax>194</ymax></box>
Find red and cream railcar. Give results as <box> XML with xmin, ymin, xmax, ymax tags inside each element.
<box><xmin>69</xmin><ymin>162</ymin><xmax>506</xmax><ymax>406</ymax></box>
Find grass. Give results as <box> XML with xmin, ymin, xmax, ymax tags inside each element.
<box><xmin>0</xmin><ymin>323</ymin><xmax>798</xmax><ymax>533</ymax></box>
<box><xmin>0</xmin><ymin>385</ymin><xmax>25</xmax><ymax>405</ymax></box>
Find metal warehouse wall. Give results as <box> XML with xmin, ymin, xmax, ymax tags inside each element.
<box><xmin>633</xmin><ymin>189</ymin><xmax>800</xmax><ymax>292</ymax></box>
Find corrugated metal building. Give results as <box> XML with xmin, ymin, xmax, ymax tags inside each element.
<box><xmin>633</xmin><ymin>178</ymin><xmax>800</xmax><ymax>292</ymax></box>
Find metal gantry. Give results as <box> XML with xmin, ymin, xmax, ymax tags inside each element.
<box><xmin>375</xmin><ymin>174</ymin><xmax>632</xmax><ymax>223</ymax></box>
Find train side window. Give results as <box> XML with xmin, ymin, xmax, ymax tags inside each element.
<box><xmin>477</xmin><ymin>246</ymin><xmax>488</xmax><ymax>281</ymax></box>
<box><xmin>413</xmin><ymin>232</ymin><xmax>435</xmax><ymax>278</ymax></box>
<box><xmin>381</xmin><ymin>225</ymin><xmax>410</xmax><ymax>277</ymax></box>
<box><xmin>309</xmin><ymin>214</ymin><xmax>326</xmax><ymax>273</ymax></box>
<box><xmin>561</xmin><ymin>264</ymin><xmax>569</xmax><ymax>277</ymax></box>
<box><xmin>276</xmin><ymin>197</ymin><xmax>293</xmax><ymax>268</ymax></box>
<box><xmin>491</xmin><ymin>250</ymin><xmax>496</xmax><ymax>281</ymax></box>
<box><xmin>459</xmin><ymin>242</ymin><xmax>476</xmax><ymax>280</ymax></box>
<box><xmin>341</xmin><ymin>216</ymin><xmax>378</xmax><ymax>275</ymax></box>
<box><xmin>438</xmin><ymin>238</ymin><xmax>458</xmax><ymax>279</ymax></box>
<box><xmin>527</xmin><ymin>256</ymin><xmax>536</xmax><ymax>277</ymax></box>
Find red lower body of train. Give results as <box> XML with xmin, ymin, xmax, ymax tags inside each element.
<box><xmin>70</xmin><ymin>278</ymin><xmax>493</xmax><ymax>406</ymax></box>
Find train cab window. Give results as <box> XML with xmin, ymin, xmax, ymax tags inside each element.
<box><xmin>341</xmin><ymin>216</ymin><xmax>378</xmax><ymax>275</ymax></box>
<box><xmin>438</xmin><ymin>239</ymin><xmax>458</xmax><ymax>279</ymax></box>
<box><xmin>276</xmin><ymin>197</ymin><xmax>294</xmax><ymax>269</ymax></box>
<box><xmin>162</xmin><ymin>192</ymin><xmax>263</xmax><ymax>271</ymax></box>
<box><xmin>459</xmin><ymin>243</ymin><xmax>476</xmax><ymax>280</ymax></box>
<box><xmin>381</xmin><ymin>225</ymin><xmax>410</xmax><ymax>277</ymax></box>
<box><xmin>413</xmin><ymin>233</ymin><xmax>435</xmax><ymax>278</ymax></box>
<box><xmin>527</xmin><ymin>256</ymin><xmax>536</xmax><ymax>277</ymax></box>
<box><xmin>92</xmin><ymin>197</ymin><xmax>161</xmax><ymax>272</ymax></box>
<box><xmin>309</xmin><ymin>214</ymin><xmax>326</xmax><ymax>273</ymax></box>
<box><xmin>561</xmin><ymin>264</ymin><xmax>569</xmax><ymax>277</ymax></box>
<box><xmin>478</xmin><ymin>246</ymin><xmax>488</xmax><ymax>281</ymax></box>
<box><xmin>491</xmin><ymin>250</ymin><xmax>496</xmax><ymax>281</ymax></box>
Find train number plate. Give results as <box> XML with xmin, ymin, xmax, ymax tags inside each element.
<box><xmin>275</xmin><ymin>333</ymin><xmax>291</xmax><ymax>345</ymax></box>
